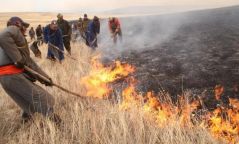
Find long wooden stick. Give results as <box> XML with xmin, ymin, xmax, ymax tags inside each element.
<box><xmin>48</xmin><ymin>43</ymin><xmax>77</xmax><ymax>61</ymax></box>
<box><xmin>24</xmin><ymin>66</ymin><xmax>85</xmax><ymax>98</ymax></box>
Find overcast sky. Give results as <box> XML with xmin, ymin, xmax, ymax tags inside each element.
<box><xmin>1</xmin><ymin>0</ymin><xmax>239</xmax><ymax>12</ymax></box>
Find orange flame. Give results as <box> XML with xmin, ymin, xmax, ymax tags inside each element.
<box><xmin>81</xmin><ymin>56</ymin><xmax>239</xmax><ymax>143</ymax></box>
<box><xmin>81</xmin><ymin>56</ymin><xmax>135</xmax><ymax>98</ymax></box>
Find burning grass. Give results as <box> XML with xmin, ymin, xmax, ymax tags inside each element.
<box><xmin>80</xmin><ymin>48</ymin><xmax>239</xmax><ymax>143</ymax></box>
<box><xmin>0</xmin><ymin>42</ymin><xmax>234</xmax><ymax>144</ymax></box>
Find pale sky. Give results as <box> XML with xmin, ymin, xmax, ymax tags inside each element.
<box><xmin>1</xmin><ymin>0</ymin><xmax>239</xmax><ymax>12</ymax></box>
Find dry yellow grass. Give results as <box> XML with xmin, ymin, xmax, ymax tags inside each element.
<box><xmin>0</xmin><ymin>16</ymin><xmax>221</xmax><ymax>144</ymax></box>
<box><xmin>0</xmin><ymin>42</ymin><xmax>220</xmax><ymax>144</ymax></box>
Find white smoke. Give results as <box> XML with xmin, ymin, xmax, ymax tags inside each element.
<box><xmin>97</xmin><ymin>13</ymin><xmax>187</xmax><ymax>60</ymax></box>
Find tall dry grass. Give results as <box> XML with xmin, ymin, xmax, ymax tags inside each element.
<box><xmin>0</xmin><ymin>42</ymin><xmax>221</xmax><ymax>144</ymax></box>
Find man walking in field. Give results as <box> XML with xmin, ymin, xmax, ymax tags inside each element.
<box><xmin>82</xmin><ymin>14</ymin><xmax>90</xmax><ymax>45</ymax></box>
<box><xmin>0</xmin><ymin>17</ymin><xmax>60</xmax><ymax>123</ymax></box>
<box><xmin>108</xmin><ymin>17</ymin><xmax>122</xmax><ymax>44</ymax></box>
<box><xmin>29</xmin><ymin>27</ymin><xmax>36</xmax><ymax>41</ymax></box>
<box><xmin>57</xmin><ymin>13</ymin><xmax>72</xmax><ymax>55</ymax></box>
<box><xmin>44</xmin><ymin>20</ymin><xmax>64</xmax><ymax>63</ymax></box>
<box><xmin>78</xmin><ymin>17</ymin><xmax>84</xmax><ymax>39</ymax></box>
<box><xmin>86</xmin><ymin>16</ymin><xmax>100</xmax><ymax>49</ymax></box>
<box><xmin>36</xmin><ymin>24</ymin><xmax>44</xmax><ymax>46</ymax></box>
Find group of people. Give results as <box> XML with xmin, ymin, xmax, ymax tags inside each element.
<box><xmin>0</xmin><ymin>14</ymin><xmax>123</xmax><ymax>124</ymax></box>
<box><xmin>38</xmin><ymin>13</ymin><xmax>100</xmax><ymax>63</ymax></box>
<box><xmin>29</xmin><ymin>13</ymin><xmax>123</xmax><ymax>63</ymax></box>
<box><xmin>76</xmin><ymin>14</ymin><xmax>122</xmax><ymax>45</ymax></box>
<box><xmin>28</xmin><ymin>25</ymin><xmax>44</xmax><ymax>45</ymax></box>
<box><xmin>77</xmin><ymin>14</ymin><xmax>100</xmax><ymax>48</ymax></box>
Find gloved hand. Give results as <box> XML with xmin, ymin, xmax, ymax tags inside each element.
<box><xmin>46</xmin><ymin>78</ymin><xmax>54</xmax><ymax>86</ymax></box>
<box><xmin>39</xmin><ymin>78</ymin><xmax>54</xmax><ymax>87</ymax></box>
<box><xmin>14</xmin><ymin>61</ymin><xmax>25</xmax><ymax>69</ymax></box>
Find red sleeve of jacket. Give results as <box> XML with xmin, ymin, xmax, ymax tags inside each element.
<box><xmin>115</xmin><ymin>18</ymin><xmax>121</xmax><ymax>29</ymax></box>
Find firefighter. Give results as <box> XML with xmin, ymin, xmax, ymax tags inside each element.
<box><xmin>29</xmin><ymin>27</ymin><xmax>36</xmax><ymax>41</ymax></box>
<box><xmin>56</xmin><ymin>13</ymin><xmax>72</xmax><ymax>55</ymax></box>
<box><xmin>43</xmin><ymin>20</ymin><xmax>64</xmax><ymax>62</ymax></box>
<box><xmin>82</xmin><ymin>14</ymin><xmax>90</xmax><ymax>45</ymax></box>
<box><xmin>36</xmin><ymin>24</ymin><xmax>44</xmax><ymax>46</ymax></box>
<box><xmin>108</xmin><ymin>17</ymin><xmax>122</xmax><ymax>44</ymax></box>
<box><xmin>86</xmin><ymin>16</ymin><xmax>100</xmax><ymax>50</ymax></box>
<box><xmin>78</xmin><ymin>18</ymin><xmax>84</xmax><ymax>38</ymax></box>
<box><xmin>0</xmin><ymin>17</ymin><xmax>60</xmax><ymax>123</ymax></box>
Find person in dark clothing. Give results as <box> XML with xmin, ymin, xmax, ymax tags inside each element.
<box><xmin>0</xmin><ymin>17</ymin><xmax>60</xmax><ymax>123</ymax></box>
<box><xmin>29</xmin><ymin>27</ymin><xmax>35</xmax><ymax>41</ymax></box>
<box><xmin>43</xmin><ymin>20</ymin><xmax>64</xmax><ymax>62</ymax></box>
<box><xmin>108</xmin><ymin>17</ymin><xmax>122</xmax><ymax>44</ymax></box>
<box><xmin>86</xmin><ymin>16</ymin><xmax>100</xmax><ymax>50</ymax></box>
<box><xmin>35</xmin><ymin>24</ymin><xmax>44</xmax><ymax>46</ymax></box>
<box><xmin>30</xmin><ymin>41</ymin><xmax>42</xmax><ymax>58</ymax></box>
<box><xmin>78</xmin><ymin>18</ymin><xmax>83</xmax><ymax>36</ymax></box>
<box><xmin>82</xmin><ymin>14</ymin><xmax>90</xmax><ymax>45</ymax></box>
<box><xmin>56</xmin><ymin>13</ymin><xmax>72</xmax><ymax>55</ymax></box>
<box><xmin>82</xmin><ymin>14</ymin><xmax>90</xmax><ymax>34</ymax></box>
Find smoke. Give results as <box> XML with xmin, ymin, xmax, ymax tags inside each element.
<box><xmin>97</xmin><ymin>13</ymin><xmax>188</xmax><ymax>60</ymax></box>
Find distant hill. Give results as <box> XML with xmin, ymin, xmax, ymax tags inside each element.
<box><xmin>101</xmin><ymin>5</ymin><xmax>239</xmax><ymax>16</ymax></box>
<box><xmin>102</xmin><ymin>6</ymin><xmax>169</xmax><ymax>16</ymax></box>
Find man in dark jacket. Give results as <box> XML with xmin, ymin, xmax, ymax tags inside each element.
<box><xmin>86</xmin><ymin>16</ymin><xmax>100</xmax><ymax>50</ymax></box>
<box><xmin>44</xmin><ymin>20</ymin><xmax>64</xmax><ymax>62</ymax></box>
<box><xmin>29</xmin><ymin>27</ymin><xmax>35</xmax><ymax>41</ymax></box>
<box><xmin>82</xmin><ymin>14</ymin><xmax>90</xmax><ymax>45</ymax></box>
<box><xmin>35</xmin><ymin>24</ymin><xmax>43</xmax><ymax>46</ymax></box>
<box><xmin>0</xmin><ymin>17</ymin><xmax>59</xmax><ymax>123</ymax></box>
<box><xmin>57</xmin><ymin>13</ymin><xmax>72</xmax><ymax>55</ymax></box>
<box><xmin>78</xmin><ymin>18</ymin><xmax>83</xmax><ymax>36</ymax></box>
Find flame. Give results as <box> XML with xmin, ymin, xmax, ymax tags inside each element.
<box><xmin>201</xmin><ymin>98</ymin><xmax>239</xmax><ymax>143</ymax></box>
<box><xmin>207</xmin><ymin>106</ymin><xmax>239</xmax><ymax>143</ymax></box>
<box><xmin>120</xmin><ymin>84</ymin><xmax>142</xmax><ymax>110</ymax></box>
<box><xmin>143</xmin><ymin>92</ymin><xmax>174</xmax><ymax>125</ymax></box>
<box><xmin>81</xmin><ymin>56</ymin><xmax>239</xmax><ymax>143</ymax></box>
<box><xmin>179</xmin><ymin>100</ymin><xmax>200</xmax><ymax>126</ymax></box>
<box><xmin>81</xmin><ymin>56</ymin><xmax>135</xmax><ymax>98</ymax></box>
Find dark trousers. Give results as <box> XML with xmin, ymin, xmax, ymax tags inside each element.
<box><xmin>63</xmin><ymin>37</ymin><xmax>71</xmax><ymax>54</ymax></box>
<box><xmin>37</xmin><ymin>36</ymin><xmax>43</xmax><ymax>46</ymax></box>
<box><xmin>0</xmin><ymin>73</ymin><xmax>55</xmax><ymax>116</ymax></box>
<box><xmin>47</xmin><ymin>45</ymin><xmax>64</xmax><ymax>61</ymax></box>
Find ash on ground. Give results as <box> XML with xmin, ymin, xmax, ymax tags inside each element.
<box><xmin>103</xmin><ymin>6</ymin><xmax>239</xmax><ymax>103</ymax></box>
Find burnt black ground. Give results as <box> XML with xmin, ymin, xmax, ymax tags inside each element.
<box><xmin>109</xmin><ymin>6</ymin><xmax>239</xmax><ymax>99</ymax></box>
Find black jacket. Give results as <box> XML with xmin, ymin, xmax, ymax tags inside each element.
<box><xmin>36</xmin><ymin>27</ymin><xmax>43</xmax><ymax>37</ymax></box>
<box><xmin>57</xmin><ymin>19</ymin><xmax>72</xmax><ymax>37</ymax></box>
